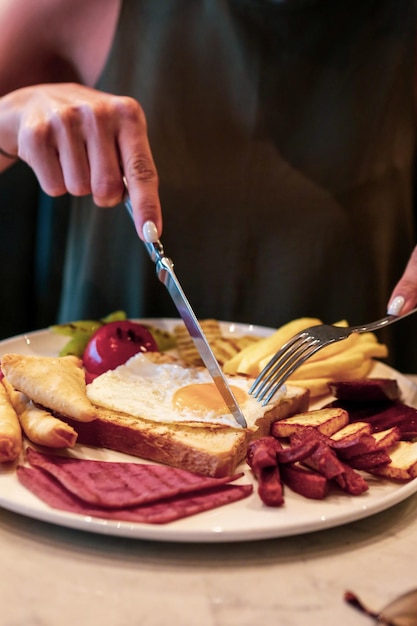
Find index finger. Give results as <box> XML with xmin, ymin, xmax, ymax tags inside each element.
<box><xmin>117</xmin><ymin>105</ymin><xmax>162</xmax><ymax>240</ymax></box>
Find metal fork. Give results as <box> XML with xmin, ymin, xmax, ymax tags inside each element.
<box><xmin>250</xmin><ymin>307</ymin><xmax>417</xmax><ymax>405</ymax></box>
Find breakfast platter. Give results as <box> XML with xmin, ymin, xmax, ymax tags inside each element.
<box><xmin>0</xmin><ymin>319</ymin><xmax>417</xmax><ymax>543</ymax></box>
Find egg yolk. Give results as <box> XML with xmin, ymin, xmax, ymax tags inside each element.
<box><xmin>172</xmin><ymin>383</ymin><xmax>247</xmax><ymax>415</ymax></box>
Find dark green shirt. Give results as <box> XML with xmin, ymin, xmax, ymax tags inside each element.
<box><xmin>2</xmin><ymin>0</ymin><xmax>417</xmax><ymax>370</ymax></box>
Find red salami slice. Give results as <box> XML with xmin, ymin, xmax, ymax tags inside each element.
<box><xmin>17</xmin><ymin>466</ymin><xmax>253</xmax><ymax>524</ymax></box>
<box><xmin>25</xmin><ymin>447</ymin><xmax>243</xmax><ymax>508</ymax></box>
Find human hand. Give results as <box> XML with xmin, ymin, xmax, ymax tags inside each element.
<box><xmin>387</xmin><ymin>246</ymin><xmax>417</xmax><ymax>315</ymax></box>
<box><xmin>0</xmin><ymin>82</ymin><xmax>161</xmax><ymax>239</ymax></box>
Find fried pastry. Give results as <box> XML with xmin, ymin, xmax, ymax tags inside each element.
<box><xmin>1</xmin><ymin>354</ymin><xmax>97</xmax><ymax>422</ymax></box>
<box><xmin>2</xmin><ymin>378</ymin><xmax>77</xmax><ymax>448</ymax></box>
<box><xmin>0</xmin><ymin>380</ymin><xmax>22</xmax><ymax>462</ymax></box>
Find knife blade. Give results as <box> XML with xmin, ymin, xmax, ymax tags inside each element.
<box><xmin>124</xmin><ymin>198</ymin><xmax>247</xmax><ymax>428</ymax></box>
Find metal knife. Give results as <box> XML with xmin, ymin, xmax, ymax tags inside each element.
<box><xmin>124</xmin><ymin>197</ymin><xmax>247</xmax><ymax>428</ymax></box>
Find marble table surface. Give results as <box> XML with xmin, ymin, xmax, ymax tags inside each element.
<box><xmin>2</xmin><ymin>378</ymin><xmax>417</xmax><ymax>626</ymax></box>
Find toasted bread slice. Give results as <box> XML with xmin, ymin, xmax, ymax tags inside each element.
<box><xmin>1</xmin><ymin>354</ymin><xmax>97</xmax><ymax>422</ymax></box>
<box><xmin>272</xmin><ymin>408</ymin><xmax>349</xmax><ymax>439</ymax></box>
<box><xmin>61</xmin><ymin>383</ymin><xmax>309</xmax><ymax>477</ymax></box>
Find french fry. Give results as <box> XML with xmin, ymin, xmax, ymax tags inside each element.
<box><xmin>223</xmin><ymin>317</ymin><xmax>321</xmax><ymax>375</ymax></box>
<box><xmin>0</xmin><ymin>380</ymin><xmax>22</xmax><ymax>462</ymax></box>
<box><xmin>327</xmin><ymin>359</ymin><xmax>374</xmax><ymax>381</ymax></box>
<box><xmin>286</xmin><ymin>378</ymin><xmax>331</xmax><ymax>398</ymax></box>
<box><xmin>306</xmin><ymin>331</ymin><xmax>360</xmax><ymax>363</ymax></box>
<box><xmin>289</xmin><ymin>350</ymin><xmax>364</xmax><ymax>381</ymax></box>
<box><xmin>222</xmin><ymin>315</ymin><xmax>388</xmax><ymax>399</ymax></box>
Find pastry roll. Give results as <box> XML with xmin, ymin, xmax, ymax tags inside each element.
<box><xmin>0</xmin><ymin>380</ymin><xmax>22</xmax><ymax>462</ymax></box>
<box><xmin>1</xmin><ymin>354</ymin><xmax>97</xmax><ymax>422</ymax></box>
<box><xmin>2</xmin><ymin>378</ymin><xmax>77</xmax><ymax>448</ymax></box>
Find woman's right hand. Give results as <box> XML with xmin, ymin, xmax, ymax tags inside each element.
<box><xmin>0</xmin><ymin>82</ymin><xmax>161</xmax><ymax>239</ymax></box>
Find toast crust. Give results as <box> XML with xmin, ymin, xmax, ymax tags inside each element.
<box><xmin>60</xmin><ymin>385</ymin><xmax>309</xmax><ymax>477</ymax></box>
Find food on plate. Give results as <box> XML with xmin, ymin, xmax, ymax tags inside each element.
<box><xmin>2</xmin><ymin>379</ymin><xmax>77</xmax><ymax>448</ymax></box>
<box><xmin>1</xmin><ymin>313</ymin><xmax>416</xmax><ymax>524</ymax></box>
<box><xmin>246</xmin><ymin>437</ymin><xmax>284</xmax><ymax>506</ymax></box>
<box><xmin>328</xmin><ymin>378</ymin><xmax>401</xmax><ymax>403</ymax></box>
<box><xmin>51</xmin><ymin>319</ymin><xmax>104</xmax><ymax>357</ymax></box>
<box><xmin>0</xmin><ymin>380</ymin><xmax>22</xmax><ymax>462</ymax></box>
<box><xmin>247</xmin><ymin>380</ymin><xmax>417</xmax><ymax>507</ymax></box>
<box><xmin>329</xmin><ymin>421</ymin><xmax>373</xmax><ymax>441</ymax></box>
<box><xmin>51</xmin><ymin>310</ymin><xmax>177</xmax><ymax>358</ymax></box>
<box><xmin>145</xmin><ymin>325</ymin><xmax>177</xmax><ymax>352</ymax></box>
<box><xmin>18</xmin><ymin>448</ymin><xmax>253</xmax><ymax>524</ymax></box>
<box><xmin>369</xmin><ymin>441</ymin><xmax>417</xmax><ymax>480</ymax></box>
<box><xmin>271</xmin><ymin>407</ymin><xmax>349</xmax><ymax>438</ymax></box>
<box><xmin>280</xmin><ymin>464</ymin><xmax>329</xmax><ymax>500</ymax></box>
<box><xmin>371</xmin><ymin>427</ymin><xmax>402</xmax><ymax>448</ymax></box>
<box><xmin>23</xmin><ymin>447</ymin><xmax>246</xmax><ymax>508</ymax></box>
<box><xmin>68</xmin><ymin>380</ymin><xmax>309</xmax><ymax>478</ymax></box>
<box><xmin>327</xmin><ymin>379</ymin><xmax>417</xmax><ymax>439</ymax></box>
<box><xmin>174</xmin><ymin>318</ymin><xmax>260</xmax><ymax>366</ymax></box>
<box><xmin>85</xmin><ymin>352</ymin><xmax>289</xmax><ymax>428</ymax></box>
<box><xmin>223</xmin><ymin>317</ymin><xmax>323</xmax><ymax>376</ymax></box>
<box><xmin>1</xmin><ymin>351</ymin><xmax>309</xmax><ymax>477</ymax></box>
<box><xmin>1</xmin><ymin>354</ymin><xmax>97</xmax><ymax>422</ymax></box>
<box><xmin>82</xmin><ymin>320</ymin><xmax>158</xmax><ymax>376</ymax></box>
<box><xmin>223</xmin><ymin>318</ymin><xmax>388</xmax><ymax>398</ymax></box>
<box><xmin>51</xmin><ymin>310</ymin><xmax>127</xmax><ymax>357</ymax></box>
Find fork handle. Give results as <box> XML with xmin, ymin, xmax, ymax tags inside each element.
<box><xmin>351</xmin><ymin>306</ymin><xmax>417</xmax><ymax>334</ymax></box>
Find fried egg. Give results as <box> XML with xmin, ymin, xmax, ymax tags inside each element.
<box><xmin>86</xmin><ymin>353</ymin><xmax>285</xmax><ymax>428</ymax></box>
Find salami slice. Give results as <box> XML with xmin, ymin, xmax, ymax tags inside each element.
<box><xmin>25</xmin><ymin>447</ymin><xmax>244</xmax><ymax>508</ymax></box>
<box><xmin>17</xmin><ymin>465</ymin><xmax>253</xmax><ymax>524</ymax></box>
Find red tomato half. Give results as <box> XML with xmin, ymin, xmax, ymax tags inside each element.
<box><xmin>83</xmin><ymin>320</ymin><xmax>158</xmax><ymax>375</ymax></box>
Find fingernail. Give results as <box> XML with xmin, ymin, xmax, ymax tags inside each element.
<box><xmin>142</xmin><ymin>221</ymin><xmax>159</xmax><ymax>243</ymax></box>
<box><xmin>387</xmin><ymin>296</ymin><xmax>405</xmax><ymax>315</ymax></box>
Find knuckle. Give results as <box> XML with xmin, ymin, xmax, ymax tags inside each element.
<box><xmin>67</xmin><ymin>180</ymin><xmax>92</xmax><ymax>197</ymax></box>
<box><xmin>92</xmin><ymin>178</ymin><xmax>124</xmax><ymax>205</ymax></box>
<box><xmin>126</xmin><ymin>154</ymin><xmax>158</xmax><ymax>184</ymax></box>
<box><xmin>115</xmin><ymin>96</ymin><xmax>146</xmax><ymax>125</ymax></box>
<box><xmin>42</xmin><ymin>181</ymin><xmax>67</xmax><ymax>197</ymax></box>
<box><xmin>19</xmin><ymin>121</ymin><xmax>54</xmax><ymax>154</ymax></box>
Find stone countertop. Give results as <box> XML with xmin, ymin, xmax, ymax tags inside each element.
<box><xmin>1</xmin><ymin>494</ymin><xmax>416</xmax><ymax>626</ymax></box>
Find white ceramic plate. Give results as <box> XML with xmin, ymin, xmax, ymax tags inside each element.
<box><xmin>1</xmin><ymin>319</ymin><xmax>417</xmax><ymax>543</ymax></box>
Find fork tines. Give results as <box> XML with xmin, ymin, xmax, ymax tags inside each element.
<box><xmin>249</xmin><ymin>332</ymin><xmax>321</xmax><ymax>405</ymax></box>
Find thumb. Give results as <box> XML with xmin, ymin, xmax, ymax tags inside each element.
<box><xmin>387</xmin><ymin>246</ymin><xmax>417</xmax><ymax>315</ymax></box>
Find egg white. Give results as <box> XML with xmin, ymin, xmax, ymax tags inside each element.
<box><xmin>86</xmin><ymin>353</ymin><xmax>285</xmax><ymax>428</ymax></box>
